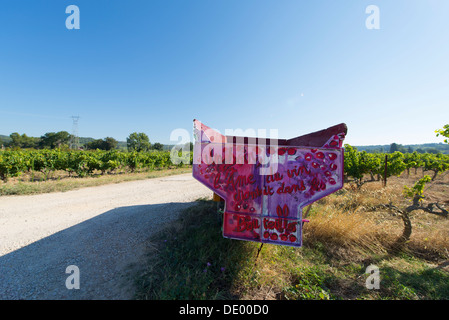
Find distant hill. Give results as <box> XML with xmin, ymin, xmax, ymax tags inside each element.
<box><xmin>0</xmin><ymin>134</ymin><xmax>12</xmax><ymax>144</ymax></box>
<box><xmin>354</xmin><ymin>143</ymin><xmax>449</xmax><ymax>154</ymax></box>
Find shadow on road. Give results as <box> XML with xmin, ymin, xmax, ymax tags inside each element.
<box><xmin>0</xmin><ymin>201</ymin><xmax>199</xmax><ymax>300</ymax></box>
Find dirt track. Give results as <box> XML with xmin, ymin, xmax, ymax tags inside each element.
<box><xmin>0</xmin><ymin>173</ymin><xmax>211</xmax><ymax>300</ymax></box>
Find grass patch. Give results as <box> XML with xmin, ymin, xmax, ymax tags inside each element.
<box><xmin>373</xmin><ymin>256</ymin><xmax>449</xmax><ymax>300</ymax></box>
<box><xmin>134</xmin><ymin>199</ymin><xmax>260</xmax><ymax>300</ymax></box>
<box><xmin>0</xmin><ymin>167</ymin><xmax>192</xmax><ymax>196</ymax></box>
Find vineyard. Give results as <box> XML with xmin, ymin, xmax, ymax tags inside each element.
<box><xmin>1</xmin><ymin>145</ymin><xmax>449</xmax><ymax>300</ymax></box>
<box><xmin>0</xmin><ymin>145</ymin><xmax>448</xmax><ymax>185</ymax></box>
<box><xmin>0</xmin><ymin>149</ymin><xmax>192</xmax><ymax>182</ymax></box>
<box><xmin>344</xmin><ymin>145</ymin><xmax>449</xmax><ymax>187</ymax></box>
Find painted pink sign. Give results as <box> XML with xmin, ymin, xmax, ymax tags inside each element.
<box><xmin>192</xmin><ymin>120</ymin><xmax>347</xmax><ymax>247</ymax></box>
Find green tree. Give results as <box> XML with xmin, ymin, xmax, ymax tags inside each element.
<box><xmin>389</xmin><ymin>143</ymin><xmax>400</xmax><ymax>153</ymax></box>
<box><xmin>85</xmin><ymin>139</ymin><xmax>104</xmax><ymax>150</ymax></box>
<box><xmin>127</xmin><ymin>132</ymin><xmax>151</xmax><ymax>152</ymax></box>
<box><xmin>152</xmin><ymin>142</ymin><xmax>164</xmax><ymax>151</ymax></box>
<box><xmin>104</xmin><ymin>137</ymin><xmax>118</xmax><ymax>150</ymax></box>
<box><xmin>9</xmin><ymin>132</ymin><xmax>22</xmax><ymax>147</ymax></box>
<box><xmin>85</xmin><ymin>137</ymin><xmax>118</xmax><ymax>151</ymax></box>
<box><xmin>9</xmin><ymin>133</ymin><xmax>39</xmax><ymax>149</ymax></box>
<box><xmin>435</xmin><ymin>124</ymin><xmax>449</xmax><ymax>144</ymax></box>
<box><xmin>39</xmin><ymin>131</ymin><xmax>72</xmax><ymax>149</ymax></box>
<box><xmin>389</xmin><ymin>143</ymin><xmax>406</xmax><ymax>153</ymax></box>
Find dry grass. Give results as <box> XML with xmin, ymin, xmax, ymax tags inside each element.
<box><xmin>304</xmin><ymin>207</ymin><xmax>393</xmax><ymax>260</ymax></box>
<box><xmin>304</xmin><ymin>170</ymin><xmax>449</xmax><ymax>263</ymax></box>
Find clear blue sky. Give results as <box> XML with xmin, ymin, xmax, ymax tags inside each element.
<box><xmin>0</xmin><ymin>0</ymin><xmax>448</xmax><ymax>146</ymax></box>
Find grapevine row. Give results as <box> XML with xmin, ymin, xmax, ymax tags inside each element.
<box><xmin>0</xmin><ymin>149</ymin><xmax>192</xmax><ymax>182</ymax></box>
<box><xmin>343</xmin><ymin>144</ymin><xmax>449</xmax><ymax>187</ymax></box>
<box><xmin>1</xmin><ymin>146</ymin><xmax>448</xmax><ymax>185</ymax></box>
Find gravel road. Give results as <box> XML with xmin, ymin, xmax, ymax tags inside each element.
<box><xmin>0</xmin><ymin>173</ymin><xmax>211</xmax><ymax>300</ymax></box>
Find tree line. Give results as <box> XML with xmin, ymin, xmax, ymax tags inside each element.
<box><xmin>0</xmin><ymin>131</ymin><xmax>165</xmax><ymax>152</ymax></box>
